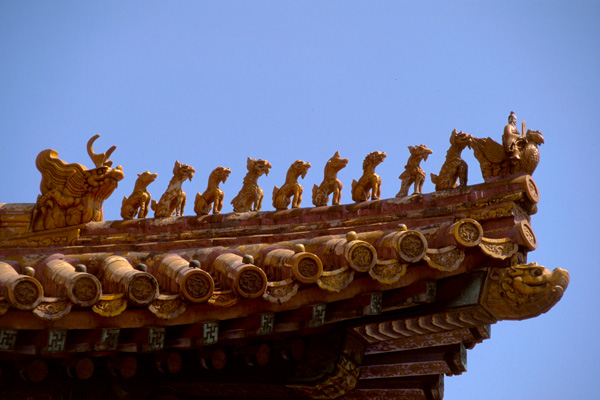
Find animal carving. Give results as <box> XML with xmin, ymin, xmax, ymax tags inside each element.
<box><xmin>312</xmin><ymin>151</ymin><xmax>349</xmax><ymax>207</ymax></box>
<box><xmin>396</xmin><ymin>144</ymin><xmax>432</xmax><ymax>197</ymax></box>
<box><xmin>430</xmin><ymin>130</ymin><xmax>472</xmax><ymax>191</ymax></box>
<box><xmin>485</xmin><ymin>262</ymin><xmax>569</xmax><ymax>320</ymax></box>
<box><xmin>471</xmin><ymin>129</ymin><xmax>544</xmax><ymax>181</ymax></box>
<box><xmin>121</xmin><ymin>171</ymin><xmax>157</xmax><ymax>220</ymax></box>
<box><xmin>231</xmin><ymin>157</ymin><xmax>272</xmax><ymax>213</ymax></box>
<box><xmin>30</xmin><ymin>135</ymin><xmax>124</xmax><ymax>231</ymax></box>
<box><xmin>194</xmin><ymin>166</ymin><xmax>231</xmax><ymax>215</ymax></box>
<box><xmin>351</xmin><ymin>151</ymin><xmax>386</xmax><ymax>202</ymax></box>
<box><xmin>151</xmin><ymin>161</ymin><xmax>195</xmax><ymax>217</ymax></box>
<box><xmin>273</xmin><ymin>160</ymin><xmax>311</xmax><ymax>210</ymax></box>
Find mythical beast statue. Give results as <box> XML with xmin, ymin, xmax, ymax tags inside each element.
<box><xmin>194</xmin><ymin>166</ymin><xmax>231</xmax><ymax>215</ymax></box>
<box><xmin>231</xmin><ymin>157</ymin><xmax>272</xmax><ymax>213</ymax></box>
<box><xmin>351</xmin><ymin>151</ymin><xmax>386</xmax><ymax>202</ymax></box>
<box><xmin>121</xmin><ymin>171</ymin><xmax>157</xmax><ymax>220</ymax></box>
<box><xmin>471</xmin><ymin>111</ymin><xmax>545</xmax><ymax>181</ymax></box>
<box><xmin>484</xmin><ymin>262</ymin><xmax>569</xmax><ymax>320</ymax></box>
<box><xmin>273</xmin><ymin>160</ymin><xmax>311</xmax><ymax>210</ymax></box>
<box><xmin>312</xmin><ymin>151</ymin><xmax>349</xmax><ymax>207</ymax></box>
<box><xmin>430</xmin><ymin>129</ymin><xmax>472</xmax><ymax>191</ymax></box>
<box><xmin>30</xmin><ymin>135</ymin><xmax>124</xmax><ymax>232</ymax></box>
<box><xmin>152</xmin><ymin>161</ymin><xmax>195</xmax><ymax>217</ymax></box>
<box><xmin>396</xmin><ymin>144</ymin><xmax>432</xmax><ymax>197</ymax></box>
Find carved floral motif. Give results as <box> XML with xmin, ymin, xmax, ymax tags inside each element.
<box><xmin>149</xmin><ymin>294</ymin><xmax>186</xmax><ymax>320</ymax></box>
<box><xmin>318</xmin><ymin>267</ymin><xmax>355</xmax><ymax>293</ymax></box>
<box><xmin>424</xmin><ymin>246</ymin><xmax>465</xmax><ymax>272</ymax></box>
<box><xmin>92</xmin><ymin>294</ymin><xmax>127</xmax><ymax>317</ymax></box>
<box><xmin>478</xmin><ymin>237</ymin><xmax>518</xmax><ymax>260</ymax></box>
<box><xmin>33</xmin><ymin>297</ymin><xmax>72</xmax><ymax>320</ymax></box>
<box><xmin>263</xmin><ymin>279</ymin><xmax>299</xmax><ymax>304</ymax></box>
<box><xmin>369</xmin><ymin>260</ymin><xmax>407</xmax><ymax>284</ymax></box>
<box><xmin>208</xmin><ymin>290</ymin><xmax>239</xmax><ymax>307</ymax></box>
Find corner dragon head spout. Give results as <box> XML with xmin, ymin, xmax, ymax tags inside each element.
<box><xmin>31</xmin><ymin>135</ymin><xmax>124</xmax><ymax>231</ymax></box>
<box><xmin>484</xmin><ymin>262</ymin><xmax>570</xmax><ymax>321</ymax></box>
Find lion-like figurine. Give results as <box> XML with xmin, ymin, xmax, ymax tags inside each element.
<box><xmin>430</xmin><ymin>129</ymin><xmax>471</xmax><ymax>191</ymax></box>
<box><xmin>312</xmin><ymin>151</ymin><xmax>349</xmax><ymax>207</ymax></box>
<box><xmin>231</xmin><ymin>157</ymin><xmax>272</xmax><ymax>213</ymax></box>
<box><xmin>194</xmin><ymin>166</ymin><xmax>231</xmax><ymax>215</ymax></box>
<box><xmin>151</xmin><ymin>161</ymin><xmax>195</xmax><ymax>218</ymax></box>
<box><xmin>273</xmin><ymin>160</ymin><xmax>311</xmax><ymax>210</ymax></box>
<box><xmin>471</xmin><ymin>112</ymin><xmax>545</xmax><ymax>181</ymax></box>
<box><xmin>396</xmin><ymin>144</ymin><xmax>432</xmax><ymax>197</ymax></box>
<box><xmin>351</xmin><ymin>151</ymin><xmax>386</xmax><ymax>202</ymax></box>
<box><xmin>30</xmin><ymin>135</ymin><xmax>124</xmax><ymax>231</ymax></box>
<box><xmin>120</xmin><ymin>171</ymin><xmax>157</xmax><ymax>220</ymax></box>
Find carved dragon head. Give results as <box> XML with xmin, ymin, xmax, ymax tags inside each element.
<box><xmin>173</xmin><ymin>161</ymin><xmax>195</xmax><ymax>182</ymax></box>
<box><xmin>408</xmin><ymin>144</ymin><xmax>433</xmax><ymax>161</ymax></box>
<box><xmin>247</xmin><ymin>157</ymin><xmax>272</xmax><ymax>177</ymax></box>
<box><xmin>326</xmin><ymin>151</ymin><xmax>349</xmax><ymax>173</ymax></box>
<box><xmin>526</xmin><ymin>130</ymin><xmax>545</xmax><ymax>147</ymax></box>
<box><xmin>136</xmin><ymin>171</ymin><xmax>158</xmax><ymax>187</ymax></box>
<box><xmin>484</xmin><ymin>262</ymin><xmax>569</xmax><ymax>321</ymax></box>
<box><xmin>363</xmin><ymin>151</ymin><xmax>387</xmax><ymax>170</ymax></box>
<box><xmin>210</xmin><ymin>166</ymin><xmax>232</xmax><ymax>184</ymax></box>
<box><xmin>450</xmin><ymin>129</ymin><xmax>472</xmax><ymax>150</ymax></box>
<box><xmin>288</xmin><ymin>160</ymin><xmax>312</xmax><ymax>179</ymax></box>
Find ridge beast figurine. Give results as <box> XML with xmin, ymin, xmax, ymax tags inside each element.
<box><xmin>471</xmin><ymin>111</ymin><xmax>545</xmax><ymax>181</ymax></box>
<box><xmin>272</xmin><ymin>160</ymin><xmax>311</xmax><ymax>210</ymax></box>
<box><xmin>121</xmin><ymin>171</ymin><xmax>157</xmax><ymax>220</ymax></box>
<box><xmin>151</xmin><ymin>161</ymin><xmax>195</xmax><ymax>217</ymax></box>
<box><xmin>312</xmin><ymin>151</ymin><xmax>349</xmax><ymax>207</ymax></box>
<box><xmin>231</xmin><ymin>157</ymin><xmax>272</xmax><ymax>213</ymax></box>
<box><xmin>194</xmin><ymin>166</ymin><xmax>232</xmax><ymax>215</ymax></box>
<box><xmin>430</xmin><ymin>129</ymin><xmax>472</xmax><ymax>191</ymax></box>
<box><xmin>30</xmin><ymin>135</ymin><xmax>124</xmax><ymax>232</ymax></box>
<box><xmin>396</xmin><ymin>144</ymin><xmax>432</xmax><ymax>197</ymax></box>
<box><xmin>351</xmin><ymin>151</ymin><xmax>386</xmax><ymax>202</ymax></box>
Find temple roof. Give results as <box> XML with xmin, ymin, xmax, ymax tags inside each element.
<box><xmin>0</xmin><ymin>131</ymin><xmax>568</xmax><ymax>399</ymax></box>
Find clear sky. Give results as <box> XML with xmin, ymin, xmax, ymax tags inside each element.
<box><xmin>1</xmin><ymin>1</ymin><xmax>599</xmax><ymax>399</ymax></box>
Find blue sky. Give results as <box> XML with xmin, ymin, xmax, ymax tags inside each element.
<box><xmin>1</xmin><ymin>2</ymin><xmax>599</xmax><ymax>398</ymax></box>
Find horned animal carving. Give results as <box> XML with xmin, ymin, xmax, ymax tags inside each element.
<box><xmin>231</xmin><ymin>158</ymin><xmax>272</xmax><ymax>213</ymax></box>
<box><xmin>30</xmin><ymin>135</ymin><xmax>124</xmax><ymax>231</ymax></box>
<box><xmin>312</xmin><ymin>151</ymin><xmax>349</xmax><ymax>206</ymax></box>
<box><xmin>396</xmin><ymin>144</ymin><xmax>432</xmax><ymax>197</ymax></box>
<box><xmin>121</xmin><ymin>171</ymin><xmax>157</xmax><ymax>220</ymax></box>
<box><xmin>273</xmin><ymin>160</ymin><xmax>311</xmax><ymax>210</ymax></box>
<box><xmin>351</xmin><ymin>151</ymin><xmax>386</xmax><ymax>202</ymax></box>
<box><xmin>194</xmin><ymin>166</ymin><xmax>231</xmax><ymax>215</ymax></box>
<box><xmin>151</xmin><ymin>161</ymin><xmax>195</xmax><ymax>217</ymax></box>
<box><xmin>431</xmin><ymin>130</ymin><xmax>472</xmax><ymax>191</ymax></box>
